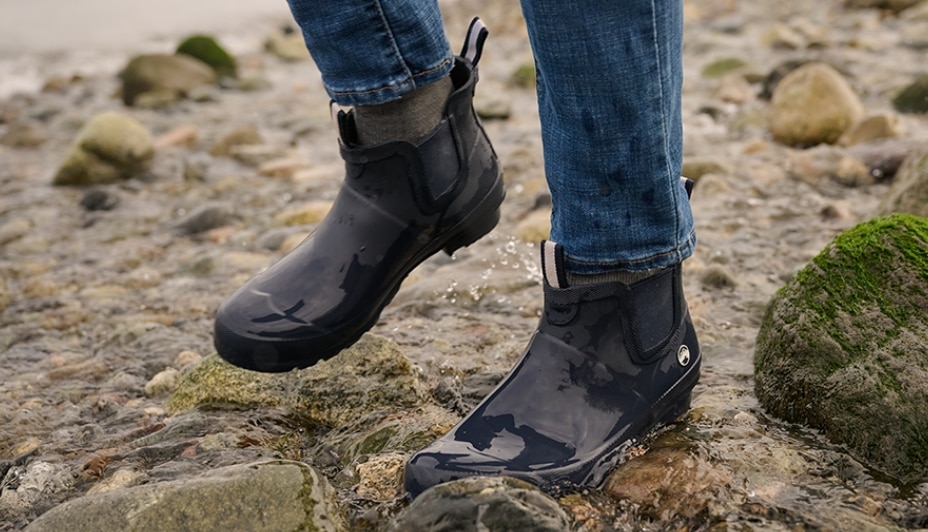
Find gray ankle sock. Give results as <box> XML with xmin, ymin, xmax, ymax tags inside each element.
<box><xmin>353</xmin><ymin>76</ymin><xmax>454</xmax><ymax>146</ymax></box>
<box><xmin>567</xmin><ymin>268</ymin><xmax>664</xmax><ymax>286</ymax></box>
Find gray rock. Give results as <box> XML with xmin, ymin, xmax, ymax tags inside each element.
<box><xmin>174</xmin><ymin>203</ymin><xmax>235</xmax><ymax>235</ymax></box>
<box><xmin>209</xmin><ymin>125</ymin><xmax>263</xmax><ymax>157</ymax></box>
<box><xmin>0</xmin><ymin>462</ymin><xmax>73</xmax><ymax>511</ymax></box>
<box><xmin>24</xmin><ymin>461</ymin><xmax>346</xmax><ymax>532</ymax></box>
<box><xmin>754</xmin><ymin>214</ymin><xmax>928</xmax><ymax>483</ymax></box>
<box><xmin>79</xmin><ymin>187</ymin><xmax>120</xmax><ymax>211</ymax></box>
<box><xmin>0</xmin><ymin>120</ymin><xmax>48</xmax><ymax>148</ymax></box>
<box><xmin>387</xmin><ymin>476</ymin><xmax>572</xmax><ymax>532</ymax></box>
<box><xmin>767</xmin><ymin>63</ymin><xmax>864</xmax><ymax>147</ymax></box>
<box><xmin>875</xmin><ymin>149</ymin><xmax>928</xmax><ymax>217</ymax></box>
<box><xmin>52</xmin><ymin>111</ymin><xmax>155</xmax><ymax>186</ymax></box>
<box><xmin>120</xmin><ymin>54</ymin><xmax>217</xmax><ymax>107</ymax></box>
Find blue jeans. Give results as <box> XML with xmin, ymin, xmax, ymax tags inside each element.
<box><xmin>285</xmin><ymin>0</ymin><xmax>695</xmax><ymax>274</ymax></box>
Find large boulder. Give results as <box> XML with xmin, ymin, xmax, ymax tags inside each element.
<box><xmin>876</xmin><ymin>149</ymin><xmax>928</xmax><ymax>217</ymax></box>
<box><xmin>767</xmin><ymin>62</ymin><xmax>864</xmax><ymax>147</ymax></box>
<box><xmin>754</xmin><ymin>214</ymin><xmax>928</xmax><ymax>483</ymax></box>
<box><xmin>120</xmin><ymin>54</ymin><xmax>217</xmax><ymax>107</ymax></box>
<box><xmin>52</xmin><ymin>111</ymin><xmax>154</xmax><ymax>186</ymax></box>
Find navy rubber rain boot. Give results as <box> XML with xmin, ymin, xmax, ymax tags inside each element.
<box><xmin>404</xmin><ymin>238</ymin><xmax>701</xmax><ymax>498</ymax></box>
<box><xmin>214</xmin><ymin>19</ymin><xmax>504</xmax><ymax>372</ymax></box>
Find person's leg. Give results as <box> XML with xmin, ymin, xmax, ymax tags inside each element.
<box><xmin>285</xmin><ymin>0</ymin><xmax>452</xmax><ymax>107</ymax></box>
<box><xmin>405</xmin><ymin>0</ymin><xmax>700</xmax><ymax>497</ymax></box>
<box><xmin>214</xmin><ymin>10</ymin><xmax>504</xmax><ymax>372</ymax></box>
<box><xmin>285</xmin><ymin>0</ymin><xmax>455</xmax><ymax>145</ymax></box>
<box><xmin>524</xmin><ymin>0</ymin><xmax>695</xmax><ymax>276</ymax></box>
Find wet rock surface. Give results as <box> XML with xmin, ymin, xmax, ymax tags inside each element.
<box><xmin>3</xmin><ymin>0</ymin><xmax>928</xmax><ymax>530</ymax></box>
<box><xmin>755</xmin><ymin>214</ymin><xmax>928</xmax><ymax>484</ymax></box>
<box><xmin>24</xmin><ymin>460</ymin><xmax>345</xmax><ymax>532</ymax></box>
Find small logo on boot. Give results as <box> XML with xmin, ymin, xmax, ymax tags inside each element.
<box><xmin>677</xmin><ymin>345</ymin><xmax>691</xmax><ymax>367</ymax></box>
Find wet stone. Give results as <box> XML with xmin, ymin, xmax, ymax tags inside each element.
<box><xmin>24</xmin><ymin>461</ymin><xmax>346</xmax><ymax>532</ymax></box>
<box><xmin>79</xmin><ymin>187</ymin><xmax>120</xmax><ymax>211</ymax></box>
<box><xmin>174</xmin><ymin>203</ymin><xmax>235</xmax><ymax>235</ymax></box>
<box><xmin>876</xmin><ymin>149</ymin><xmax>928</xmax><ymax>217</ymax></box>
<box><xmin>386</xmin><ymin>476</ymin><xmax>572</xmax><ymax>532</ymax></box>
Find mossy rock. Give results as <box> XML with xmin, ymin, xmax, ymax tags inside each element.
<box><xmin>24</xmin><ymin>461</ymin><xmax>346</xmax><ymax>531</ymax></box>
<box><xmin>316</xmin><ymin>404</ymin><xmax>457</xmax><ymax>468</ymax></box>
<box><xmin>387</xmin><ymin>476</ymin><xmax>571</xmax><ymax>532</ymax></box>
<box><xmin>754</xmin><ymin>214</ymin><xmax>928</xmax><ymax>483</ymax></box>
<box><xmin>120</xmin><ymin>54</ymin><xmax>216</xmax><ymax>107</ymax></box>
<box><xmin>892</xmin><ymin>74</ymin><xmax>928</xmax><ymax>114</ymax></box>
<box><xmin>176</xmin><ymin>34</ymin><xmax>237</xmax><ymax>78</ymax></box>
<box><xmin>53</xmin><ymin>111</ymin><xmax>154</xmax><ymax>186</ymax></box>
<box><xmin>167</xmin><ymin>334</ymin><xmax>426</xmax><ymax>428</ymax></box>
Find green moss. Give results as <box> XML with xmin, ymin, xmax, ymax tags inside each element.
<box><xmin>892</xmin><ymin>74</ymin><xmax>928</xmax><ymax>114</ymax></box>
<box><xmin>794</xmin><ymin>214</ymin><xmax>928</xmax><ymax>327</ymax></box>
<box><xmin>357</xmin><ymin>425</ymin><xmax>399</xmax><ymax>457</ymax></box>
<box><xmin>701</xmin><ymin>57</ymin><xmax>747</xmax><ymax>79</ymax></box>
<box><xmin>176</xmin><ymin>35</ymin><xmax>237</xmax><ymax>78</ymax></box>
<box><xmin>165</xmin><ymin>354</ymin><xmax>288</xmax><ymax>413</ymax></box>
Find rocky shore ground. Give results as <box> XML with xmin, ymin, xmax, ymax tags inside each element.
<box><xmin>3</xmin><ymin>0</ymin><xmax>928</xmax><ymax>530</ymax></box>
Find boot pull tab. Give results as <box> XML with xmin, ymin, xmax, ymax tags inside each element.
<box><xmin>461</xmin><ymin>17</ymin><xmax>489</xmax><ymax>66</ymax></box>
<box><xmin>681</xmin><ymin>177</ymin><xmax>694</xmax><ymax>199</ymax></box>
<box><xmin>541</xmin><ymin>240</ymin><xmax>569</xmax><ymax>289</ymax></box>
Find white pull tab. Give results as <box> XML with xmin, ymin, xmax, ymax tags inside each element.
<box><xmin>460</xmin><ymin>17</ymin><xmax>489</xmax><ymax>66</ymax></box>
<box><xmin>330</xmin><ymin>100</ymin><xmax>344</xmax><ymax>142</ymax></box>
<box><xmin>541</xmin><ymin>240</ymin><xmax>568</xmax><ymax>289</ymax></box>
<box><xmin>681</xmin><ymin>176</ymin><xmax>694</xmax><ymax>199</ymax></box>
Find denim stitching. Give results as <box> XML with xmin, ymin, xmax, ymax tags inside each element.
<box><xmin>649</xmin><ymin>0</ymin><xmax>684</xmax><ymax>262</ymax></box>
<box><xmin>564</xmin><ymin>229</ymin><xmax>697</xmax><ymax>273</ymax></box>
<box><xmin>329</xmin><ymin>56</ymin><xmax>453</xmax><ymax>98</ymax></box>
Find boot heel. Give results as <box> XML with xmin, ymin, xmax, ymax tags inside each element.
<box><xmin>658</xmin><ymin>391</ymin><xmax>692</xmax><ymax>427</ymax></box>
<box><xmin>444</xmin><ymin>205</ymin><xmax>501</xmax><ymax>255</ymax></box>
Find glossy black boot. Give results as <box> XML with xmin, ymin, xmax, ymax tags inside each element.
<box><xmin>214</xmin><ymin>20</ymin><xmax>504</xmax><ymax>372</ymax></box>
<box><xmin>404</xmin><ymin>239</ymin><xmax>701</xmax><ymax>498</ymax></box>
